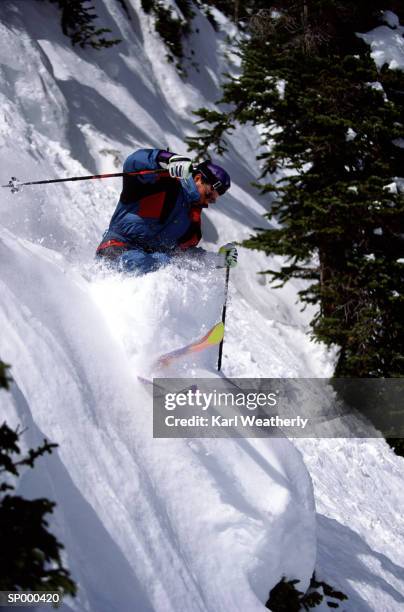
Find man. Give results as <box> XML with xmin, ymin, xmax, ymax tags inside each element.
<box><xmin>96</xmin><ymin>148</ymin><xmax>238</xmax><ymax>273</ymax></box>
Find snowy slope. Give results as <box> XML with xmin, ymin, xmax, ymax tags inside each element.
<box><xmin>0</xmin><ymin>231</ymin><xmax>317</xmax><ymax>612</ymax></box>
<box><xmin>0</xmin><ymin>1</ymin><xmax>404</xmax><ymax>611</ymax></box>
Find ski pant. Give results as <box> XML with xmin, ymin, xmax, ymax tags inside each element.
<box><xmin>118</xmin><ymin>248</ymin><xmax>171</xmax><ymax>274</ymax></box>
<box><xmin>97</xmin><ymin>245</ymin><xmax>171</xmax><ymax>275</ymax></box>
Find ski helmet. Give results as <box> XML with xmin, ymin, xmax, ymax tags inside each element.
<box><xmin>194</xmin><ymin>160</ymin><xmax>231</xmax><ymax>195</ymax></box>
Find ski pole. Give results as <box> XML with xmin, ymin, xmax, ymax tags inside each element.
<box><xmin>217</xmin><ymin>264</ymin><xmax>231</xmax><ymax>372</ymax></box>
<box><xmin>1</xmin><ymin>169</ymin><xmax>169</xmax><ymax>194</ymax></box>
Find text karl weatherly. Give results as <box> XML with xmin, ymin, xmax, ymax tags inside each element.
<box><xmin>165</xmin><ymin>414</ymin><xmax>309</xmax><ymax>429</ymax></box>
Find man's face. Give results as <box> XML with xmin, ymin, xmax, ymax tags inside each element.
<box><xmin>194</xmin><ymin>174</ymin><xmax>219</xmax><ymax>206</ymax></box>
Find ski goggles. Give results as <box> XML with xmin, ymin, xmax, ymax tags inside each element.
<box><xmin>195</xmin><ymin>161</ymin><xmax>231</xmax><ymax>196</ymax></box>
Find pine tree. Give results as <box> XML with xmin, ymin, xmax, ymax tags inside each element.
<box><xmin>140</xmin><ymin>0</ymin><xmax>195</xmax><ymax>73</ymax></box>
<box><xmin>265</xmin><ymin>574</ymin><xmax>347</xmax><ymax>610</ymax></box>
<box><xmin>188</xmin><ymin>1</ymin><xmax>404</xmax><ymax>379</ymax></box>
<box><xmin>198</xmin><ymin>1</ymin><xmax>268</xmax><ymax>23</ymax></box>
<box><xmin>0</xmin><ymin>361</ymin><xmax>77</xmax><ymax>598</ymax></box>
<box><xmin>45</xmin><ymin>0</ymin><xmax>121</xmax><ymax>49</ymax></box>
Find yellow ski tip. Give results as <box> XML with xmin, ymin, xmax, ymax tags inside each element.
<box><xmin>154</xmin><ymin>321</ymin><xmax>225</xmax><ymax>368</ymax></box>
<box><xmin>205</xmin><ymin>322</ymin><xmax>225</xmax><ymax>345</ymax></box>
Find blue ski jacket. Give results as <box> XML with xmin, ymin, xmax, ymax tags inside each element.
<box><xmin>97</xmin><ymin>148</ymin><xmax>203</xmax><ymax>255</ymax></box>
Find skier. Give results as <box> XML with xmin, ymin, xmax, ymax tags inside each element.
<box><xmin>96</xmin><ymin>148</ymin><xmax>238</xmax><ymax>273</ymax></box>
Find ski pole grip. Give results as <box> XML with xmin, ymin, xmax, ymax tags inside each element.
<box><xmin>1</xmin><ymin>177</ymin><xmax>22</xmax><ymax>193</ymax></box>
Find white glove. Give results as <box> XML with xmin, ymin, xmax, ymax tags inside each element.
<box><xmin>218</xmin><ymin>243</ymin><xmax>238</xmax><ymax>268</ymax></box>
<box><xmin>167</xmin><ymin>155</ymin><xmax>194</xmax><ymax>179</ymax></box>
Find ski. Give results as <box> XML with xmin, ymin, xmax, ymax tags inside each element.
<box><xmin>154</xmin><ymin>322</ymin><xmax>225</xmax><ymax>368</ymax></box>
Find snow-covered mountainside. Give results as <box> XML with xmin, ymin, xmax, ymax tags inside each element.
<box><xmin>0</xmin><ymin>1</ymin><xmax>403</xmax><ymax>610</ymax></box>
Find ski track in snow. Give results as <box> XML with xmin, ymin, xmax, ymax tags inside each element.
<box><xmin>0</xmin><ymin>2</ymin><xmax>404</xmax><ymax>611</ymax></box>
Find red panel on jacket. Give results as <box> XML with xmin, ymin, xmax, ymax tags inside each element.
<box><xmin>138</xmin><ymin>192</ymin><xmax>165</xmax><ymax>218</ymax></box>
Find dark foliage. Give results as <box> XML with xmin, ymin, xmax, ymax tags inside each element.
<box><xmin>187</xmin><ymin>1</ymin><xmax>404</xmax><ymax>381</ymax></box>
<box><xmin>330</xmin><ymin>378</ymin><xmax>404</xmax><ymax>457</ymax></box>
<box><xmin>45</xmin><ymin>0</ymin><xmax>121</xmax><ymax>48</ymax></box>
<box><xmin>0</xmin><ymin>363</ymin><xmax>76</xmax><ymax>597</ymax></box>
<box><xmin>265</xmin><ymin>574</ymin><xmax>347</xmax><ymax>610</ymax></box>
<box><xmin>176</xmin><ymin>0</ymin><xmax>195</xmax><ymax>22</ymax></box>
<box><xmin>199</xmin><ymin>0</ymin><xmax>268</xmax><ymax>24</ymax></box>
<box><xmin>141</xmin><ymin>0</ymin><xmax>195</xmax><ymax>71</ymax></box>
<box><xmin>141</xmin><ymin>0</ymin><xmax>155</xmax><ymax>13</ymax></box>
<box><xmin>386</xmin><ymin>437</ymin><xmax>404</xmax><ymax>456</ymax></box>
<box><xmin>154</xmin><ymin>3</ymin><xmax>191</xmax><ymax>60</ymax></box>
